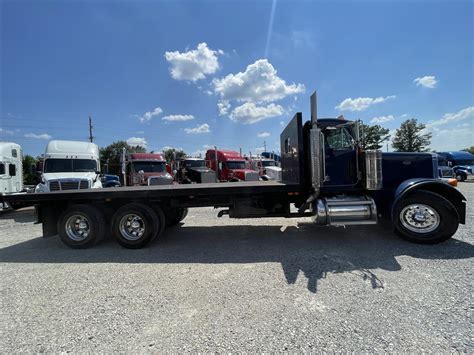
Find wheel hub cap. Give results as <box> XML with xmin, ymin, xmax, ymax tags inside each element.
<box><xmin>119</xmin><ymin>214</ymin><xmax>146</xmax><ymax>241</ymax></box>
<box><xmin>65</xmin><ymin>214</ymin><xmax>91</xmax><ymax>241</ymax></box>
<box><xmin>400</xmin><ymin>204</ymin><xmax>440</xmax><ymax>234</ymax></box>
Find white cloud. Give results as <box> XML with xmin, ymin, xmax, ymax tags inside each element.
<box><xmin>370</xmin><ymin>115</ymin><xmax>395</xmax><ymax>124</ymax></box>
<box><xmin>426</xmin><ymin>107</ymin><xmax>474</xmax><ymax>128</ymax></box>
<box><xmin>139</xmin><ymin>107</ymin><xmax>163</xmax><ymax>123</ymax></box>
<box><xmin>217</xmin><ymin>100</ymin><xmax>230</xmax><ymax>116</ymax></box>
<box><xmin>191</xmin><ymin>150</ymin><xmax>206</xmax><ymax>157</ymax></box>
<box><xmin>257</xmin><ymin>132</ymin><xmax>271</xmax><ymax>138</ymax></box>
<box><xmin>414</xmin><ymin>75</ymin><xmax>438</xmax><ymax>89</ymax></box>
<box><xmin>203</xmin><ymin>144</ymin><xmax>213</xmax><ymax>149</ymax></box>
<box><xmin>255</xmin><ymin>147</ymin><xmax>265</xmax><ymax>153</ymax></box>
<box><xmin>161</xmin><ymin>145</ymin><xmax>183</xmax><ymax>151</ymax></box>
<box><xmin>127</xmin><ymin>137</ymin><xmax>148</xmax><ymax>147</ymax></box>
<box><xmin>24</xmin><ymin>133</ymin><xmax>51</xmax><ymax>140</ymax></box>
<box><xmin>164</xmin><ymin>42</ymin><xmax>223</xmax><ymax>81</ymax></box>
<box><xmin>184</xmin><ymin>123</ymin><xmax>211</xmax><ymax>134</ymax></box>
<box><xmin>280</xmin><ymin>121</ymin><xmax>285</xmax><ymax>126</ymax></box>
<box><xmin>429</xmin><ymin>126</ymin><xmax>473</xmax><ymax>151</ymax></box>
<box><xmin>229</xmin><ymin>103</ymin><xmax>284</xmax><ymax>125</ymax></box>
<box><xmin>0</xmin><ymin>128</ymin><xmax>14</xmax><ymax>135</ymax></box>
<box><xmin>213</xmin><ymin>59</ymin><xmax>305</xmax><ymax>103</ymax></box>
<box><xmin>162</xmin><ymin>114</ymin><xmax>195</xmax><ymax>122</ymax></box>
<box><xmin>335</xmin><ymin>95</ymin><xmax>396</xmax><ymax>112</ymax></box>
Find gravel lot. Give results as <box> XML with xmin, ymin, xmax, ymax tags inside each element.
<box><xmin>1</xmin><ymin>183</ymin><xmax>473</xmax><ymax>352</ymax></box>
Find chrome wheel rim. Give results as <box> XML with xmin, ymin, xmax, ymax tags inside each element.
<box><xmin>400</xmin><ymin>204</ymin><xmax>440</xmax><ymax>234</ymax></box>
<box><xmin>119</xmin><ymin>214</ymin><xmax>146</xmax><ymax>241</ymax></box>
<box><xmin>65</xmin><ymin>214</ymin><xmax>91</xmax><ymax>241</ymax></box>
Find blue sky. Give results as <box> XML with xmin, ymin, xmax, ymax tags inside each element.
<box><xmin>1</xmin><ymin>0</ymin><xmax>473</xmax><ymax>157</ymax></box>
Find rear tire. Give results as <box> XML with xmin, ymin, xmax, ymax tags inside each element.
<box><xmin>112</xmin><ymin>203</ymin><xmax>162</xmax><ymax>249</ymax></box>
<box><xmin>58</xmin><ymin>204</ymin><xmax>106</xmax><ymax>249</ymax></box>
<box><xmin>455</xmin><ymin>173</ymin><xmax>465</xmax><ymax>182</ymax></box>
<box><xmin>393</xmin><ymin>190</ymin><xmax>459</xmax><ymax>244</ymax></box>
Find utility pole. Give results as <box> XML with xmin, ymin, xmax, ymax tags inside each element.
<box><xmin>88</xmin><ymin>116</ymin><xmax>94</xmax><ymax>143</ymax></box>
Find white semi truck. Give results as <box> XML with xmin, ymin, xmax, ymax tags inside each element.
<box><xmin>0</xmin><ymin>142</ymin><xmax>23</xmax><ymax>210</ymax></box>
<box><xmin>35</xmin><ymin>140</ymin><xmax>103</xmax><ymax>192</ymax></box>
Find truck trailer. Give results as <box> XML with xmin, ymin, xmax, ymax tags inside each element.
<box><xmin>2</xmin><ymin>93</ymin><xmax>467</xmax><ymax>249</ymax></box>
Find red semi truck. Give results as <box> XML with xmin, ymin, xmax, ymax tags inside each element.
<box><xmin>205</xmin><ymin>149</ymin><xmax>259</xmax><ymax>182</ymax></box>
<box><xmin>124</xmin><ymin>153</ymin><xmax>173</xmax><ymax>186</ymax></box>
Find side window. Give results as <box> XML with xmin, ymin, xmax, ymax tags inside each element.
<box><xmin>325</xmin><ymin>128</ymin><xmax>353</xmax><ymax>150</ymax></box>
<box><xmin>9</xmin><ymin>164</ymin><xmax>16</xmax><ymax>176</ymax></box>
<box><xmin>0</xmin><ymin>164</ymin><xmax>5</xmax><ymax>175</ymax></box>
<box><xmin>12</xmin><ymin>149</ymin><xmax>18</xmax><ymax>158</ymax></box>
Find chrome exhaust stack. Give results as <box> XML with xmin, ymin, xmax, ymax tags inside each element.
<box><xmin>313</xmin><ymin>195</ymin><xmax>378</xmax><ymax>225</ymax></box>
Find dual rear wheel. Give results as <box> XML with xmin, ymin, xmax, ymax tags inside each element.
<box><xmin>58</xmin><ymin>203</ymin><xmax>182</xmax><ymax>249</ymax></box>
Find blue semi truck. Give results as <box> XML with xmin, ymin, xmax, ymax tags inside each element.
<box><xmin>437</xmin><ymin>151</ymin><xmax>474</xmax><ymax>182</ymax></box>
<box><xmin>2</xmin><ymin>92</ymin><xmax>466</xmax><ymax>249</ymax></box>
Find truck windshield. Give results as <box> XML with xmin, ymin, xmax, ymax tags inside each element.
<box><xmin>226</xmin><ymin>161</ymin><xmax>246</xmax><ymax>170</ymax></box>
<box><xmin>44</xmin><ymin>159</ymin><xmax>97</xmax><ymax>173</ymax></box>
<box><xmin>133</xmin><ymin>162</ymin><xmax>166</xmax><ymax>173</ymax></box>
<box><xmin>185</xmin><ymin>160</ymin><xmax>205</xmax><ymax>168</ymax></box>
<box><xmin>262</xmin><ymin>160</ymin><xmax>277</xmax><ymax>167</ymax></box>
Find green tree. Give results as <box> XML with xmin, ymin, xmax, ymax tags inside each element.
<box><xmin>162</xmin><ymin>148</ymin><xmax>186</xmax><ymax>163</ymax></box>
<box><xmin>462</xmin><ymin>146</ymin><xmax>474</xmax><ymax>154</ymax></box>
<box><xmin>22</xmin><ymin>154</ymin><xmax>37</xmax><ymax>185</ymax></box>
<box><xmin>361</xmin><ymin>124</ymin><xmax>390</xmax><ymax>150</ymax></box>
<box><xmin>392</xmin><ymin>118</ymin><xmax>432</xmax><ymax>152</ymax></box>
<box><xmin>99</xmin><ymin>141</ymin><xmax>146</xmax><ymax>175</ymax></box>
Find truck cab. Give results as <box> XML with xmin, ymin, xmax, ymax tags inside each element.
<box><xmin>251</xmin><ymin>158</ymin><xmax>282</xmax><ymax>181</ymax></box>
<box><xmin>205</xmin><ymin>149</ymin><xmax>259</xmax><ymax>182</ymax></box>
<box><xmin>35</xmin><ymin>140</ymin><xmax>102</xmax><ymax>192</ymax></box>
<box><xmin>125</xmin><ymin>153</ymin><xmax>173</xmax><ymax>186</ymax></box>
<box><xmin>0</xmin><ymin>142</ymin><xmax>23</xmax><ymax>209</ymax></box>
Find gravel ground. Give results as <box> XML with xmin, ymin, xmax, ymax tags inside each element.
<box><xmin>1</xmin><ymin>183</ymin><xmax>473</xmax><ymax>352</ymax></box>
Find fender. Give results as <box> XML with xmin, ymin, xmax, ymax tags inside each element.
<box><xmin>392</xmin><ymin>178</ymin><xmax>467</xmax><ymax>224</ymax></box>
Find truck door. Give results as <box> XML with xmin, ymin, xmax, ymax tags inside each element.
<box><xmin>323</xmin><ymin>126</ymin><xmax>358</xmax><ymax>187</ymax></box>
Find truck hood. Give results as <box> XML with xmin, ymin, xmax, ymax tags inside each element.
<box><xmin>188</xmin><ymin>167</ymin><xmax>213</xmax><ymax>174</ymax></box>
<box><xmin>231</xmin><ymin>169</ymin><xmax>260</xmax><ymax>181</ymax></box>
<box><xmin>42</xmin><ymin>172</ymin><xmax>97</xmax><ymax>181</ymax></box>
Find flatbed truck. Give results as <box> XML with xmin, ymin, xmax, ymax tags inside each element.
<box><xmin>2</xmin><ymin>93</ymin><xmax>467</xmax><ymax>249</ymax></box>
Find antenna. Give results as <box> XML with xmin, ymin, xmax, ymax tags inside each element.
<box><xmin>310</xmin><ymin>91</ymin><xmax>317</xmax><ymax>124</ymax></box>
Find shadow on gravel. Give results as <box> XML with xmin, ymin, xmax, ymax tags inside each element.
<box><xmin>1</xmin><ymin>222</ymin><xmax>473</xmax><ymax>293</ymax></box>
<box><xmin>0</xmin><ymin>207</ymin><xmax>36</xmax><ymax>223</ymax></box>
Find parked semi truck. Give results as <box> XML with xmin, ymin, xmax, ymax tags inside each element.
<box><xmin>437</xmin><ymin>151</ymin><xmax>474</xmax><ymax>182</ymax></box>
<box><xmin>251</xmin><ymin>157</ymin><xmax>282</xmax><ymax>181</ymax></box>
<box><xmin>123</xmin><ymin>153</ymin><xmax>173</xmax><ymax>186</ymax></box>
<box><xmin>205</xmin><ymin>149</ymin><xmax>260</xmax><ymax>182</ymax></box>
<box><xmin>0</xmin><ymin>142</ymin><xmax>23</xmax><ymax>210</ymax></box>
<box><xmin>35</xmin><ymin>140</ymin><xmax>103</xmax><ymax>192</ymax></box>
<box><xmin>2</xmin><ymin>92</ymin><xmax>466</xmax><ymax>249</ymax></box>
<box><xmin>175</xmin><ymin>157</ymin><xmax>215</xmax><ymax>184</ymax></box>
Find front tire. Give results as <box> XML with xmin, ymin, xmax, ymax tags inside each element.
<box><xmin>455</xmin><ymin>173</ymin><xmax>466</xmax><ymax>182</ymax></box>
<box><xmin>58</xmin><ymin>204</ymin><xmax>106</xmax><ymax>249</ymax></box>
<box><xmin>393</xmin><ymin>190</ymin><xmax>459</xmax><ymax>244</ymax></box>
<box><xmin>112</xmin><ymin>203</ymin><xmax>162</xmax><ymax>249</ymax></box>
